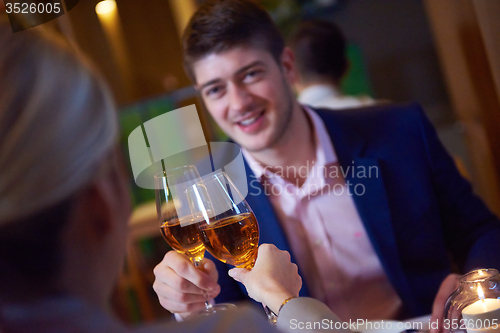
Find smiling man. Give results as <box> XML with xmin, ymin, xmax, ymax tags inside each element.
<box><xmin>152</xmin><ymin>0</ymin><xmax>500</xmax><ymax>328</ymax></box>
<box><xmin>195</xmin><ymin>47</ymin><xmax>296</xmax><ymax>153</ymax></box>
<box><xmin>193</xmin><ymin>45</ymin><xmax>312</xmax><ymax>187</ymax></box>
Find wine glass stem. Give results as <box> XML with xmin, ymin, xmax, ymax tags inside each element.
<box><xmin>193</xmin><ymin>259</ymin><xmax>213</xmax><ymax>310</ymax></box>
<box><xmin>264</xmin><ymin>305</ymin><xmax>278</xmax><ymax>325</ymax></box>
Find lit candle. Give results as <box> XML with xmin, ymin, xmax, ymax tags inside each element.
<box><xmin>462</xmin><ymin>285</ymin><xmax>500</xmax><ymax>333</ymax></box>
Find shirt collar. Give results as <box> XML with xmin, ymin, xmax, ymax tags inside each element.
<box><xmin>242</xmin><ymin>106</ymin><xmax>337</xmax><ymax>181</ymax></box>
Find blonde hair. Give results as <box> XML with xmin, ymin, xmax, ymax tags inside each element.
<box><xmin>0</xmin><ymin>21</ymin><xmax>118</xmax><ymax>224</ymax></box>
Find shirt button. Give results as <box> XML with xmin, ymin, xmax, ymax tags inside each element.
<box><xmin>314</xmin><ymin>239</ymin><xmax>322</xmax><ymax>246</ymax></box>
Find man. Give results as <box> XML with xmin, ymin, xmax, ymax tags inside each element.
<box><xmin>152</xmin><ymin>0</ymin><xmax>500</xmax><ymax>329</ymax></box>
<box><xmin>290</xmin><ymin>19</ymin><xmax>375</xmax><ymax>109</ymax></box>
<box><xmin>0</xmin><ymin>18</ymin><xmax>344</xmax><ymax>333</ymax></box>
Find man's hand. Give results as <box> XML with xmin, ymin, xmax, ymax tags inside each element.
<box><xmin>430</xmin><ymin>273</ymin><xmax>461</xmax><ymax>333</ymax></box>
<box><xmin>228</xmin><ymin>244</ymin><xmax>302</xmax><ymax>314</ymax></box>
<box><xmin>152</xmin><ymin>251</ymin><xmax>221</xmax><ymax>319</ymax></box>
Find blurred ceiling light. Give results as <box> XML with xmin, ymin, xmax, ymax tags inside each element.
<box><xmin>95</xmin><ymin>0</ymin><xmax>116</xmax><ymax>15</ymax></box>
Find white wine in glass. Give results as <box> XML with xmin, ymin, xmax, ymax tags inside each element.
<box><xmin>160</xmin><ymin>216</ymin><xmax>206</xmax><ymax>263</ymax></box>
<box><xmin>199</xmin><ymin>212</ymin><xmax>259</xmax><ymax>269</ymax></box>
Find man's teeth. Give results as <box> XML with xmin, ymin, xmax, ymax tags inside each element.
<box><xmin>240</xmin><ymin>116</ymin><xmax>259</xmax><ymax>126</ymax></box>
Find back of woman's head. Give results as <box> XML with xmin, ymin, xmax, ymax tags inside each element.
<box><xmin>0</xmin><ymin>20</ymin><xmax>118</xmax><ymax>298</ymax></box>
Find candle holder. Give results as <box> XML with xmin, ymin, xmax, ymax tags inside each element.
<box><xmin>444</xmin><ymin>269</ymin><xmax>500</xmax><ymax>333</ymax></box>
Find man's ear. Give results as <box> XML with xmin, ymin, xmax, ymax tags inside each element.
<box><xmin>280</xmin><ymin>47</ymin><xmax>297</xmax><ymax>85</ymax></box>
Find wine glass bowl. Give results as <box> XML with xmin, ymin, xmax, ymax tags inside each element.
<box><xmin>185</xmin><ymin>171</ymin><xmax>260</xmax><ymax>269</ymax></box>
<box><xmin>159</xmin><ymin>215</ymin><xmax>205</xmax><ymax>263</ymax></box>
<box><xmin>155</xmin><ymin>166</ymin><xmax>205</xmax><ymax>264</ymax></box>
<box><xmin>198</xmin><ymin>212</ymin><xmax>259</xmax><ymax>269</ymax></box>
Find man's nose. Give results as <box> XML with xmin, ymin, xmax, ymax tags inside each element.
<box><xmin>228</xmin><ymin>84</ymin><xmax>252</xmax><ymax>113</ymax></box>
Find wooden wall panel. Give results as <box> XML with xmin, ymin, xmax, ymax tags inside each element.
<box><xmin>424</xmin><ymin>0</ymin><xmax>500</xmax><ymax>215</ymax></box>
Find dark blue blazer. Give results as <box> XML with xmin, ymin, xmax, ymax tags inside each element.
<box><xmin>207</xmin><ymin>102</ymin><xmax>500</xmax><ymax>318</ymax></box>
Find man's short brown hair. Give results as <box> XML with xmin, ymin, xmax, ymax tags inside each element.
<box><xmin>182</xmin><ymin>0</ymin><xmax>285</xmax><ymax>83</ymax></box>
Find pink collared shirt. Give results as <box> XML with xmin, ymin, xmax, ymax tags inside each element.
<box><xmin>243</xmin><ymin>107</ymin><xmax>402</xmax><ymax>321</ymax></box>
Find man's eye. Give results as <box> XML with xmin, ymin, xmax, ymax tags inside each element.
<box><xmin>205</xmin><ymin>86</ymin><xmax>224</xmax><ymax>98</ymax></box>
<box><xmin>243</xmin><ymin>70</ymin><xmax>262</xmax><ymax>82</ymax></box>
<box><xmin>208</xmin><ymin>87</ymin><xmax>219</xmax><ymax>95</ymax></box>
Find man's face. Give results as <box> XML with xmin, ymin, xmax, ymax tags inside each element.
<box><xmin>193</xmin><ymin>46</ymin><xmax>297</xmax><ymax>152</ymax></box>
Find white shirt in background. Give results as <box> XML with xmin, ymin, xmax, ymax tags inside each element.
<box><xmin>298</xmin><ymin>84</ymin><xmax>375</xmax><ymax>110</ymax></box>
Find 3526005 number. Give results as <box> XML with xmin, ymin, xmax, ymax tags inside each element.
<box><xmin>5</xmin><ymin>2</ymin><xmax>61</xmax><ymax>14</ymax></box>
<box><xmin>443</xmin><ymin>318</ymin><xmax>499</xmax><ymax>330</ymax></box>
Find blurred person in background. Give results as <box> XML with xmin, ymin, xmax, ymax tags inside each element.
<box><xmin>152</xmin><ymin>1</ymin><xmax>500</xmax><ymax>331</ymax></box>
<box><xmin>289</xmin><ymin>19</ymin><xmax>375</xmax><ymax>109</ymax></box>
<box><xmin>0</xmin><ymin>19</ymin><xmax>344</xmax><ymax>333</ymax></box>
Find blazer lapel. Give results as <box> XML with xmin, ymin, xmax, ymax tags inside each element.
<box><xmin>317</xmin><ymin>109</ymin><xmax>413</xmax><ymax>307</ymax></box>
<box><xmin>244</xmin><ymin>160</ymin><xmax>310</xmax><ymax>297</ymax></box>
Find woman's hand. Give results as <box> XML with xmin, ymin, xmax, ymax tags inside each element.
<box><xmin>228</xmin><ymin>244</ymin><xmax>302</xmax><ymax>313</ymax></box>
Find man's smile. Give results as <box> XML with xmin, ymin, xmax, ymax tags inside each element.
<box><xmin>235</xmin><ymin>110</ymin><xmax>266</xmax><ymax>133</ymax></box>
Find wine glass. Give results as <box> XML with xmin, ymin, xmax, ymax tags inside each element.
<box><xmin>185</xmin><ymin>171</ymin><xmax>278</xmax><ymax>324</ymax></box>
<box><xmin>154</xmin><ymin>165</ymin><xmax>236</xmax><ymax>317</ymax></box>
